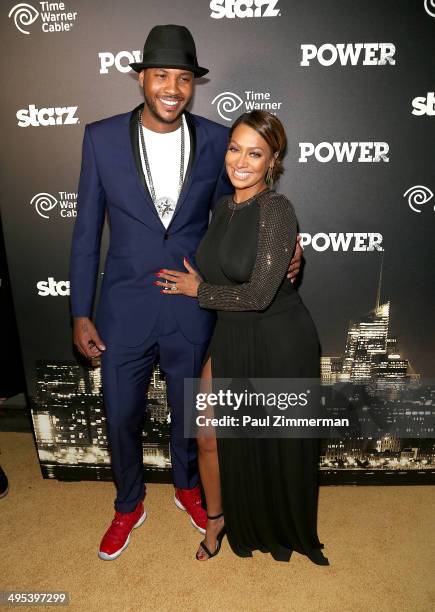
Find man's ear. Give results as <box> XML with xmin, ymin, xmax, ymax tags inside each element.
<box><xmin>138</xmin><ymin>69</ymin><xmax>145</xmax><ymax>87</ymax></box>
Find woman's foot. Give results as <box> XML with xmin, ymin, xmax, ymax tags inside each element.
<box><xmin>196</xmin><ymin>514</ymin><xmax>225</xmax><ymax>560</ymax></box>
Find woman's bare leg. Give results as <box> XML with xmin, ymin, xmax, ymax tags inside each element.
<box><xmin>196</xmin><ymin>357</ymin><xmax>225</xmax><ymax>560</ymax></box>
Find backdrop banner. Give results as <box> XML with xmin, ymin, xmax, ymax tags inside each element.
<box><xmin>1</xmin><ymin>0</ymin><xmax>434</xmax><ymax>485</ymax></box>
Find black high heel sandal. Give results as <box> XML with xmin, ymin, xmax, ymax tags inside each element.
<box><xmin>195</xmin><ymin>512</ymin><xmax>226</xmax><ymax>561</ymax></box>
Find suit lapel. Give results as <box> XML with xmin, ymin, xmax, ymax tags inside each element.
<box><xmin>170</xmin><ymin>111</ymin><xmax>197</xmax><ymax>223</ymax></box>
<box><xmin>129</xmin><ymin>103</ymin><xmax>148</xmax><ymax>193</ymax></box>
<box><xmin>128</xmin><ymin>103</ymin><xmax>160</xmax><ymax>223</ymax></box>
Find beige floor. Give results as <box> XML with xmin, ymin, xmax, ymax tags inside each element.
<box><xmin>0</xmin><ymin>432</ymin><xmax>434</xmax><ymax>612</ymax></box>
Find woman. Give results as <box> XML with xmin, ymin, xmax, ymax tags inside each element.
<box><xmin>155</xmin><ymin>110</ymin><xmax>329</xmax><ymax>565</ymax></box>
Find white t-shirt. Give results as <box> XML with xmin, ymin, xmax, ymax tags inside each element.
<box><xmin>138</xmin><ymin>113</ymin><xmax>190</xmax><ymax>229</ymax></box>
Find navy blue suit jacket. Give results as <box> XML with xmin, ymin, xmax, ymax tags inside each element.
<box><xmin>70</xmin><ymin>104</ymin><xmax>232</xmax><ymax>347</ymax></box>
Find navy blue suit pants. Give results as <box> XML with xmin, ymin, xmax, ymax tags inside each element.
<box><xmin>101</xmin><ymin>299</ymin><xmax>209</xmax><ymax>512</ymax></box>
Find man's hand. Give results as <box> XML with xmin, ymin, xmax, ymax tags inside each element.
<box><xmin>73</xmin><ymin>317</ymin><xmax>106</xmax><ymax>360</ymax></box>
<box><xmin>287</xmin><ymin>234</ymin><xmax>303</xmax><ymax>283</ymax></box>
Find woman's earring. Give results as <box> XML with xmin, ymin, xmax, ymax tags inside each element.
<box><xmin>266</xmin><ymin>165</ymin><xmax>274</xmax><ymax>186</ymax></box>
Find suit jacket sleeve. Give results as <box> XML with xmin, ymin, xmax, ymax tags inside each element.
<box><xmin>69</xmin><ymin>124</ymin><xmax>106</xmax><ymax>318</ymax></box>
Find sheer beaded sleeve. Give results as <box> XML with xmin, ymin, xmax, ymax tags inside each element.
<box><xmin>197</xmin><ymin>193</ymin><xmax>297</xmax><ymax>311</ymax></box>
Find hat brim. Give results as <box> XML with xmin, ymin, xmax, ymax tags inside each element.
<box><xmin>130</xmin><ymin>62</ymin><xmax>208</xmax><ymax>78</ymax></box>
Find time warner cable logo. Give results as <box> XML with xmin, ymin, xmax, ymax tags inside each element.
<box><xmin>31</xmin><ymin>192</ymin><xmax>77</xmax><ymax>219</ymax></box>
<box><xmin>212</xmin><ymin>91</ymin><xmax>282</xmax><ymax>121</ymax></box>
<box><xmin>424</xmin><ymin>0</ymin><xmax>435</xmax><ymax>17</ymax></box>
<box><xmin>210</xmin><ymin>0</ymin><xmax>281</xmax><ymax>18</ymax></box>
<box><xmin>8</xmin><ymin>2</ymin><xmax>77</xmax><ymax>35</ymax></box>
<box><xmin>403</xmin><ymin>186</ymin><xmax>434</xmax><ymax>213</ymax></box>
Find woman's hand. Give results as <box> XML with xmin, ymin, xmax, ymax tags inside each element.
<box><xmin>287</xmin><ymin>234</ymin><xmax>303</xmax><ymax>282</ymax></box>
<box><xmin>154</xmin><ymin>257</ymin><xmax>203</xmax><ymax>297</ymax></box>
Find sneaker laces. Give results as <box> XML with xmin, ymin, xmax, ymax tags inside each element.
<box><xmin>112</xmin><ymin>513</ymin><xmax>127</xmax><ymax>527</ymax></box>
<box><xmin>111</xmin><ymin>510</ymin><xmax>138</xmax><ymax>529</ymax></box>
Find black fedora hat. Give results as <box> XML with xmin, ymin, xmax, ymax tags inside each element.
<box><xmin>130</xmin><ymin>24</ymin><xmax>209</xmax><ymax>78</ymax></box>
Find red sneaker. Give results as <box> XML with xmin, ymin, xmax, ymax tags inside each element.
<box><xmin>98</xmin><ymin>500</ymin><xmax>146</xmax><ymax>560</ymax></box>
<box><xmin>174</xmin><ymin>486</ymin><xmax>206</xmax><ymax>534</ymax></box>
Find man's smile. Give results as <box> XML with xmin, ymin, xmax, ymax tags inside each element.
<box><xmin>158</xmin><ymin>97</ymin><xmax>183</xmax><ymax>110</ymax></box>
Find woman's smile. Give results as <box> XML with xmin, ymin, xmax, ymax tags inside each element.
<box><xmin>231</xmin><ymin>168</ymin><xmax>253</xmax><ymax>180</ymax></box>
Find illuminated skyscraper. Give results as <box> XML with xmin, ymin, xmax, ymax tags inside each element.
<box><xmin>342</xmin><ymin>301</ymin><xmax>391</xmax><ymax>382</ymax></box>
<box><xmin>321</xmin><ymin>356</ymin><xmax>343</xmax><ymax>385</ymax></box>
<box><xmin>339</xmin><ymin>258</ymin><xmax>413</xmax><ymax>395</ymax></box>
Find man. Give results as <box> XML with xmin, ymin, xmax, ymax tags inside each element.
<box><xmin>70</xmin><ymin>24</ymin><xmax>302</xmax><ymax>561</ymax></box>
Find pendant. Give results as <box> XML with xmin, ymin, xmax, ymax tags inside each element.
<box><xmin>155</xmin><ymin>196</ymin><xmax>176</xmax><ymax>218</ymax></box>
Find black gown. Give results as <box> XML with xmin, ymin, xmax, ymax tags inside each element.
<box><xmin>195</xmin><ymin>188</ymin><xmax>329</xmax><ymax>565</ymax></box>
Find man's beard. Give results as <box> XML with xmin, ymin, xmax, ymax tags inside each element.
<box><xmin>143</xmin><ymin>92</ymin><xmax>189</xmax><ymax>125</ymax></box>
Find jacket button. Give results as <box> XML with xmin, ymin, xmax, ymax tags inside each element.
<box><xmin>163</xmin><ymin>233</ymin><xmax>169</xmax><ymax>240</ymax></box>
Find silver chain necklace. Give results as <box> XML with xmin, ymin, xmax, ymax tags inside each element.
<box><xmin>138</xmin><ymin>110</ymin><xmax>185</xmax><ymax>219</ymax></box>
